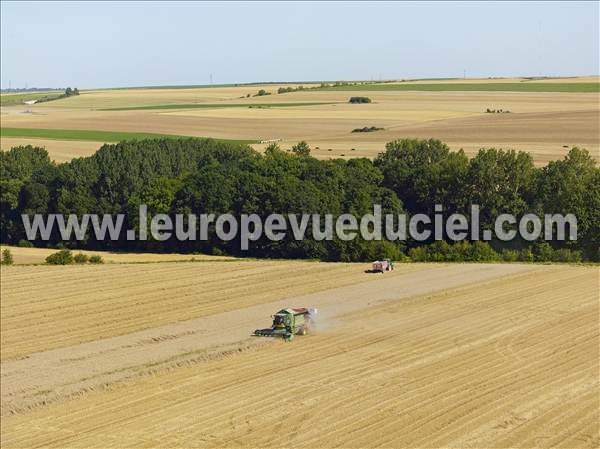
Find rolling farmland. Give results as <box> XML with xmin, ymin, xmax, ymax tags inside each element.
<box><xmin>0</xmin><ymin>90</ymin><xmax>64</xmax><ymax>106</ymax></box>
<box><xmin>1</xmin><ymin>261</ymin><xmax>598</xmax><ymax>447</ymax></box>
<box><xmin>320</xmin><ymin>81</ymin><xmax>600</xmax><ymax>92</ymax></box>
<box><xmin>2</xmin><ymin>77</ymin><xmax>599</xmax><ymax>165</ymax></box>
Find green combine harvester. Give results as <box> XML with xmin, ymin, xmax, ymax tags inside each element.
<box><xmin>254</xmin><ymin>307</ymin><xmax>317</xmax><ymax>341</ymax></box>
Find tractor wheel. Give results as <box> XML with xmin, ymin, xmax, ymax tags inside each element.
<box><xmin>298</xmin><ymin>327</ymin><xmax>307</xmax><ymax>336</ymax></box>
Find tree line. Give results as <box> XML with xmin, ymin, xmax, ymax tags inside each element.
<box><xmin>1</xmin><ymin>138</ymin><xmax>598</xmax><ymax>262</ymax></box>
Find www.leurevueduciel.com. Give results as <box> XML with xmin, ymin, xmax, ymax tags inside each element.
<box><xmin>21</xmin><ymin>204</ymin><xmax>577</xmax><ymax>250</ymax></box>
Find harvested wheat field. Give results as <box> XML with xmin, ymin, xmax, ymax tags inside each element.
<box><xmin>0</xmin><ymin>245</ymin><xmax>235</xmax><ymax>265</ymax></box>
<box><xmin>0</xmin><ymin>137</ymin><xmax>102</xmax><ymax>162</ymax></box>
<box><xmin>1</xmin><ymin>262</ymin><xmax>598</xmax><ymax>448</ymax></box>
<box><xmin>1</xmin><ymin>260</ymin><xmax>413</xmax><ymax>361</ymax></box>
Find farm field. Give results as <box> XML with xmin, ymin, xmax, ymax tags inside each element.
<box><xmin>2</xmin><ymin>77</ymin><xmax>598</xmax><ymax>165</ymax></box>
<box><xmin>0</xmin><ymin>262</ymin><xmax>597</xmax><ymax>447</ymax></box>
<box><xmin>0</xmin><ymin>90</ymin><xmax>63</xmax><ymax>106</ymax></box>
<box><xmin>321</xmin><ymin>82</ymin><xmax>600</xmax><ymax>92</ymax></box>
<box><xmin>0</xmin><ymin>259</ymin><xmax>428</xmax><ymax>361</ymax></box>
<box><xmin>0</xmin><ymin>127</ymin><xmax>255</xmax><ymax>144</ymax></box>
<box><xmin>0</xmin><ymin>138</ymin><xmax>105</xmax><ymax>162</ymax></box>
<box><xmin>0</xmin><ymin>245</ymin><xmax>236</xmax><ymax>265</ymax></box>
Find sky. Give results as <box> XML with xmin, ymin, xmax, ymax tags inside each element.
<box><xmin>1</xmin><ymin>1</ymin><xmax>599</xmax><ymax>89</ymax></box>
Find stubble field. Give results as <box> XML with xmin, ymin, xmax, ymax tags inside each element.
<box><xmin>1</xmin><ymin>260</ymin><xmax>598</xmax><ymax>448</ymax></box>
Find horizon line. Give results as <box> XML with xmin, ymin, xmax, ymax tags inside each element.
<box><xmin>2</xmin><ymin>74</ymin><xmax>599</xmax><ymax>92</ymax></box>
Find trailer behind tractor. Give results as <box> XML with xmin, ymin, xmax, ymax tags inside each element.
<box><xmin>372</xmin><ymin>258</ymin><xmax>394</xmax><ymax>273</ymax></box>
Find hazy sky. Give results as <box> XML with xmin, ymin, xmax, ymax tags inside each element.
<box><xmin>1</xmin><ymin>1</ymin><xmax>598</xmax><ymax>89</ymax></box>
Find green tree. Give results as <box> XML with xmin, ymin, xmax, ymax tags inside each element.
<box><xmin>0</xmin><ymin>146</ymin><xmax>56</xmax><ymax>242</ymax></box>
<box><xmin>46</xmin><ymin>249</ymin><xmax>74</xmax><ymax>265</ymax></box>
<box><xmin>73</xmin><ymin>253</ymin><xmax>89</xmax><ymax>264</ymax></box>
<box><xmin>1</xmin><ymin>249</ymin><xmax>14</xmax><ymax>265</ymax></box>
<box><xmin>537</xmin><ymin>148</ymin><xmax>599</xmax><ymax>259</ymax></box>
<box><xmin>264</xmin><ymin>142</ymin><xmax>282</xmax><ymax>155</ymax></box>
<box><xmin>17</xmin><ymin>239</ymin><xmax>33</xmax><ymax>248</ymax></box>
<box><xmin>291</xmin><ymin>141</ymin><xmax>311</xmax><ymax>157</ymax></box>
<box><xmin>375</xmin><ymin>138</ymin><xmax>469</xmax><ymax>216</ymax></box>
<box><xmin>466</xmin><ymin>148</ymin><xmax>536</xmax><ymax>234</ymax></box>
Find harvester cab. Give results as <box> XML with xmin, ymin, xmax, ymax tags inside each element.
<box><xmin>254</xmin><ymin>307</ymin><xmax>317</xmax><ymax>341</ymax></box>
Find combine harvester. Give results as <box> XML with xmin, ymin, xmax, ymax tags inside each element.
<box><xmin>254</xmin><ymin>308</ymin><xmax>317</xmax><ymax>341</ymax></box>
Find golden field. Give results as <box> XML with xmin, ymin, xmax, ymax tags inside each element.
<box><xmin>0</xmin><ymin>260</ymin><xmax>598</xmax><ymax>448</ymax></box>
<box><xmin>2</xmin><ymin>77</ymin><xmax>599</xmax><ymax>165</ymax></box>
<box><xmin>0</xmin><ymin>138</ymin><xmax>102</xmax><ymax>162</ymax></box>
<box><xmin>0</xmin><ymin>259</ymin><xmax>423</xmax><ymax>360</ymax></box>
<box><xmin>0</xmin><ymin>245</ymin><xmax>234</xmax><ymax>265</ymax></box>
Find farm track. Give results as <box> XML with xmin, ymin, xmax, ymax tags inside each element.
<box><xmin>1</xmin><ymin>263</ymin><xmax>597</xmax><ymax>448</ymax></box>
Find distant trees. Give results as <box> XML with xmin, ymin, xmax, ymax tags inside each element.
<box><xmin>408</xmin><ymin>240</ymin><xmax>582</xmax><ymax>263</ymax></box>
<box><xmin>74</xmin><ymin>253</ymin><xmax>89</xmax><ymax>264</ymax></box>
<box><xmin>32</xmin><ymin>87</ymin><xmax>80</xmax><ymax>104</ymax></box>
<box><xmin>278</xmin><ymin>85</ymin><xmax>306</xmax><ymax>94</ymax></box>
<box><xmin>46</xmin><ymin>249</ymin><xmax>74</xmax><ymax>265</ymax></box>
<box><xmin>45</xmin><ymin>249</ymin><xmax>103</xmax><ymax>265</ymax></box>
<box><xmin>254</xmin><ymin>89</ymin><xmax>271</xmax><ymax>97</ymax></box>
<box><xmin>89</xmin><ymin>255</ymin><xmax>104</xmax><ymax>264</ymax></box>
<box><xmin>291</xmin><ymin>141</ymin><xmax>311</xmax><ymax>157</ymax></box>
<box><xmin>1</xmin><ymin>137</ymin><xmax>598</xmax><ymax>262</ymax></box>
<box><xmin>349</xmin><ymin>97</ymin><xmax>372</xmax><ymax>104</ymax></box>
<box><xmin>64</xmin><ymin>87</ymin><xmax>80</xmax><ymax>97</ymax></box>
<box><xmin>352</xmin><ymin>126</ymin><xmax>384</xmax><ymax>133</ymax></box>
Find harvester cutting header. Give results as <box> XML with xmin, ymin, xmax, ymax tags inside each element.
<box><xmin>254</xmin><ymin>307</ymin><xmax>317</xmax><ymax>341</ymax></box>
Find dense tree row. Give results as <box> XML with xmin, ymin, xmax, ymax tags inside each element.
<box><xmin>1</xmin><ymin>138</ymin><xmax>597</xmax><ymax>261</ymax></box>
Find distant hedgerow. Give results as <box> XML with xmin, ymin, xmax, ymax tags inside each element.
<box><xmin>74</xmin><ymin>253</ymin><xmax>89</xmax><ymax>264</ymax></box>
<box><xmin>349</xmin><ymin>96</ymin><xmax>372</xmax><ymax>104</ymax></box>
<box><xmin>352</xmin><ymin>126</ymin><xmax>383</xmax><ymax>133</ymax></box>
<box><xmin>46</xmin><ymin>249</ymin><xmax>74</xmax><ymax>265</ymax></box>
